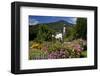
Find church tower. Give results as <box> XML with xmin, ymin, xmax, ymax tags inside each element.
<box><xmin>63</xmin><ymin>26</ymin><xmax>66</xmax><ymax>35</ymax></box>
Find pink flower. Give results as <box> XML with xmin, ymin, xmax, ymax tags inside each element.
<box><xmin>74</xmin><ymin>44</ymin><xmax>83</xmax><ymax>52</ymax></box>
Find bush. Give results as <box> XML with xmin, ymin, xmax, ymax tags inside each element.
<box><xmin>48</xmin><ymin>41</ymin><xmax>62</xmax><ymax>52</ymax></box>
<box><xmin>29</xmin><ymin>49</ymin><xmax>48</xmax><ymax>60</ymax></box>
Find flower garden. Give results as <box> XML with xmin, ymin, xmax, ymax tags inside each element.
<box><xmin>29</xmin><ymin>39</ymin><xmax>87</xmax><ymax>60</ymax></box>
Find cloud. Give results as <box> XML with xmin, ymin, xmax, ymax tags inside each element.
<box><xmin>29</xmin><ymin>19</ymin><xmax>39</xmax><ymax>25</ymax></box>
<box><xmin>66</xmin><ymin>17</ymin><xmax>77</xmax><ymax>24</ymax></box>
<box><xmin>72</xmin><ymin>18</ymin><xmax>77</xmax><ymax>24</ymax></box>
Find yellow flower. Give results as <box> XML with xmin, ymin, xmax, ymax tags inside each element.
<box><xmin>31</xmin><ymin>43</ymin><xmax>42</xmax><ymax>49</ymax></box>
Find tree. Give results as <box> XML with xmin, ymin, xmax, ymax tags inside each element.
<box><xmin>74</xmin><ymin>18</ymin><xmax>87</xmax><ymax>40</ymax></box>
<box><xmin>29</xmin><ymin>25</ymin><xmax>39</xmax><ymax>41</ymax></box>
<box><xmin>35</xmin><ymin>25</ymin><xmax>55</xmax><ymax>43</ymax></box>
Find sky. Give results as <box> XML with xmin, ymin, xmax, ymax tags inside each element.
<box><xmin>29</xmin><ymin>15</ymin><xmax>77</xmax><ymax>25</ymax></box>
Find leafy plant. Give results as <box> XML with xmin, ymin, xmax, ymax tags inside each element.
<box><xmin>29</xmin><ymin>49</ymin><xmax>48</xmax><ymax>60</ymax></box>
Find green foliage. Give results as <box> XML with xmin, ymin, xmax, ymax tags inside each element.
<box><xmin>29</xmin><ymin>20</ymin><xmax>72</xmax><ymax>41</ymax></box>
<box><xmin>29</xmin><ymin>49</ymin><xmax>48</xmax><ymax>60</ymax></box>
<box><xmin>64</xmin><ymin>18</ymin><xmax>87</xmax><ymax>41</ymax></box>
<box><xmin>48</xmin><ymin>41</ymin><xmax>62</xmax><ymax>52</ymax></box>
<box><xmin>80</xmin><ymin>50</ymin><xmax>87</xmax><ymax>57</ymax></box>
<box><xmin>64</xmin><ymin>26</ymin><xmax>76</xmax><ymax>41</ymax></box>
<box><xmin>29</xmin><ymin>26</ymin><xmax>38</xmax><ymax>40</ymax></box>
<box><xmin>35</xmin><ymin>24</ymin><xmax>55</xmax><ymax>43</ymax></box>
<box><xmin>74</xmin><ymin>18</ymin><xmax>87</xmax><ymax>39</ymax></box>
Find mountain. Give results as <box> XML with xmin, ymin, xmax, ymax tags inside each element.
<box><xmin>29</xmin><ymin>20</ymin><xmax>74</xmax><ymax>40</ymax></box>
<box><xmin>30</xmin><ymin>20</ymin><xmax>73</xmax><ymax>26</ymax></box>
<box><xmin>29</xmin><ymin>20</ymin><xmax>74</xmax><ymax>33</ymax></box>
<box><xmin>29</xmin><ymin>20</ymin><xmax>74</xmax><ymax>30</ymax></box>
<box><xmin>52</xmin><ymin>20</ymin><xmax>74</xmax><ymax>26</ymax></box>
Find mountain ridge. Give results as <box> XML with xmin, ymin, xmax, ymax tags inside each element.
<box><xmin>29</xmin><ymin>20</ymin><xmax>74</xmax><ymax>26</ymax></box>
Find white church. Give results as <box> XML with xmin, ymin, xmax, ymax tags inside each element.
<box><xmin>52</xmin><ymin>27</ymin><xmax>66</xmax><ymax>41</ymax></box>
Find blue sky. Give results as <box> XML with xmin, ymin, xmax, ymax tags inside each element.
<box><xmin>29</xmin><ymin>15</ymin><xmax>77</xmax><ymax>25</ymax></box>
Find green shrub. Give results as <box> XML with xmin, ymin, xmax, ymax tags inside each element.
<box><xmin>29</xmin><ymin>49</ymin><xmax>48</xmax><ymax>60</ymax></box>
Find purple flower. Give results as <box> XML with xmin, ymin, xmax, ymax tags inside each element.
<box><xmin>74</xmin><ymin>44</ymin><xmax>83</xmax><ymax>52</ymax></box>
